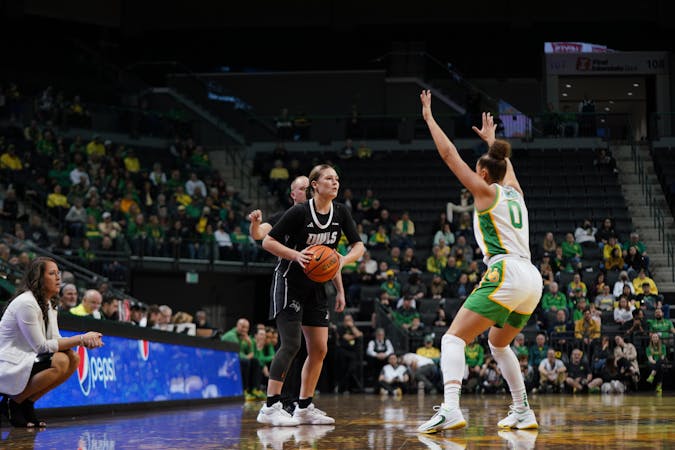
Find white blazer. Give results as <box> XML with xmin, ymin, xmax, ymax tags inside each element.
<box><xmin>0</xmin><ymin>291</ymin><xmax>61</xmax><ymax>395</ymax></box>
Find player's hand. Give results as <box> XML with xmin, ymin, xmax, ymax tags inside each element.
<box><xmin>335</xmin><ymin>291</ymin><xmax>346</xmax><ymax>313</ymax></box>
<box><xmin>248</xmin><ymin>209</ymin><xmax>262</xmax><ymax>223</ymax></box>
<box><xmin>471</xmin><ymin>112</ymin><xmax>497</xmax><ymax>145</ymax></box>
<box><xmin>295</xmin><ymin>247</ymin><xmax>313</xmax><ymax>268</ymax></box>
<box><xmin>420</xmin><ymin>90</ymin><xmax>433</xmax><ymax>122</ymax></box>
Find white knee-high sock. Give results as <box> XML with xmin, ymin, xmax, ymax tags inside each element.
<box><xmin>441</xmin><ymin>334</ymin><xmax>466</xmax><ymax>408</ymax></box>
<box><xmin>489</xmin><ymin>342</ymin><xmax>528</xmax><ymax>410</ymax></box>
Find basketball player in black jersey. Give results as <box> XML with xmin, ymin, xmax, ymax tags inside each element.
<box><xmin>249</xmin><ymin>175</ymin><xmax>308</xmax><ymax>413</ymax></box>
<box><xmin>256</xmin><ymin>164</ymin><xmax>365</xmax><ymax>426</ymax></box>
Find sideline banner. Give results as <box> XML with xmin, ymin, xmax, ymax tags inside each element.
<box><xmin>39</xmin><ymin>331</ymin><xmax>242</xmax><ymax>407</ymax></box>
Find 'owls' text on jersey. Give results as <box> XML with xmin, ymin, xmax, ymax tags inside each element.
<box><xmin>268</xmin><ymin>198</ymin><xmax>360</xmax><ymax>284</ymax></box>
<box><xmin>473</xmin><ymin>184</ymin><xmax>530</xmax><ymax>263</ymax></box>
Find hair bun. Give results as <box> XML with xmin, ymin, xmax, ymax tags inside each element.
<box><xmin>488</xmin><ymin>139</ymin><xmax>512</xmax><ymax>160</ymax></box>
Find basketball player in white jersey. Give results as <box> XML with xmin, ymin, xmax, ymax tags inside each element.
<box><xmin>417</xmin><ymin>90</ymin><xmax>541</xmax><ymax>433</ymax></box>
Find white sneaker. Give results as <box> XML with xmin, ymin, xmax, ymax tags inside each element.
<box><xmin>417</xmin><ymin>404</ymin><xmax>467</xmax><ymax>434</ymax></box>
<box><xmin>293</xmin><ymin>403</ymin><xmax>335</xmax><ymax>425</ymax></box>
<box><xmin>257</xmin><ymin>401</ymin><xmax>300</xmax><ymax>426</ymax></box>
<box><xmin>497</xmin><ymin>405</ymin><xmax>538</xmax><ymax>429</ymax></box>
<box><xmin>498</xmin><ymin>430</ymin><xmax>539</xmax><ymax>450</ymax></box>
<box><xmin>256</xmin><ymin>427</ymin><xmax>296</xmax><ymax>450</ymax></box>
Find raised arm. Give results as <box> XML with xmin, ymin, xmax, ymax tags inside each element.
<box><xmin>420</xmin><ymin>90</ymin><xmax>493</xmax><ymax>206</ymax></box>
<box><xmin>248</xmin><ymin>209</ymin><xmax>272</xmax><ymax>241</ymax></box>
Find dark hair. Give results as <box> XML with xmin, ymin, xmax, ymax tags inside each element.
<box><xmin>4</xmin><ymin>257</ymin><xmax>57</xmax><ymax>326</ymax></box>
<box><xmin>306</xmin><ymin>164</ymin><xmax>334</xmax><ymax>198</ymax></box>
<box><xmin>477</xmin><ymin>139</ymin><xmax>511</xmax><ymax>183</ymax></box>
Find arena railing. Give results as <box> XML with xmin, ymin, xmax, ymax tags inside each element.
<box><xmin>631</xmin><ymin>144</ymin><xmax>675</xmax><ymax>282</ymax></box>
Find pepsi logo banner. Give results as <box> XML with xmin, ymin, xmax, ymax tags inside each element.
<box><xmin>38</xmin><ymin>331</ymin><xmax>242</xmax><ymax>408</ymax></box>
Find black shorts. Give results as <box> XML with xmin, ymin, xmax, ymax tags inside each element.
<box><xmin>30</xmin><ymin>353</ymin><xmax>53</xmax><ymax>377</ymax></box>
<box><xmin>269</xmin><ymin>271</ymin><xmax>329</xmax><ymax>327</ymax></box>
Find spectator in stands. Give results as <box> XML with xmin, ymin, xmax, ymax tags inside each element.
<box><xmin>383</xmin><ymin>246</ymin><xmax>402</xmax><ymax>273</ymax></box>
<box><xmin>401</xmin><ymin>272</ymin><xmax>427</xmax><ymax>303</ymax></box>
<box><xmin>399</xmin><ymin>247</ymin><xmax>422</xmax><ymax>274</ymax></box>
<box><xmin>127</xmin><ymin>213</ymin><xmax>151</xmax><ymax>256</ymax></box>
<box><xmin>254</xmin><ymin>328</ymin><xmax>275</xmax><ymax>390</ymax></box>
<box><xmin>548</xmin><ymin>309</ymin><xmax>573</xmax><ymax>345</ymax></box>
<box><xmin>65</xmin><ymin>197</ymin><xmax>87</xmax><ymax>238</ymax></box>
<box><xmin>567</xmin><ymin>273</ymin><xmax>587</xmax><ymax>298</ymax></box>
<box><xmin>100</xmin><ymin>295</ymin><xmax>119</xmax><ymax>321</ymax></box>
<box><xmin>612</xmin><ymin>270</ymin><xmax>634</xmax><ymax>298</ymax></box>
<box><xmin>590</xmin><ymin>272</ymin><xmax>608</xmax><ymax>300</ymax></box>
<box><xmin>575</xmin><ymin>308</ymin><xmax>601</xmax><ymax>349</ymax></box>
<box><xmin>401</xmin><ymin>352</ymin><xmax>441</xmax><ymax>395</ymax></box>
<box><xmin>0</xmin><ymin>144</ymin><xmax>23</xmax><ymax>185</ymax></box>
<box><xmin>596</xmin><ymin>217</ymin><xmax>618</xmax><ymax>249</ymax></box>
<box><xmin>335</xmin><ymin>314</ymin><xmax>364</xmax><ymax>394</ymax></box>
<box><xmin>221</xmin><ymin>318</ymin><xmax>265</xmax><ymax>401</ymax></box>
<box><xmin>463</xmin><ymin>336</ymin><xmax>484</xmax><ymax>393</ymax></box>
<box><xmin>624</xmin><ymin>245</ymin><xmax>647</xmax><ymax>278</ymax></box>
<box><xmin>98</xmin><ymin>211</ymin><xmax>122</xmax><ymax>241</ymax></box>
<box><xmin>123</xmin><ymin>148</ymin><xmax>141</xmax><ymax>174</ymax></box>
<box><xmin>614</xmin><ymin>335</ymin><xmax>640</xmax><ymax>389</ymax></box>
<box><xmin>392</xmin><ymin>294</ymin><xmax>419</xmax><ymax>331</ymax></box>
<box><xmin>453</xmin><ymin>273</ymin><xmax>473</xmax><ymax>302</ymax></box>
<box><xmin>408</xmin><ymin>317</ymin><xmax>428</xmax><ymax>350</ymax></box>
<box><xmin>599</xmin><ymin>356</ymin><xmax>626</xmax><ymax>394</ymax></box>
<box><xmin>417</xmin><ymin>334</ymin><xmax>441</xmax><ymax>364</ymax></box>
<box><xmin>445</xmin><ymin>188</ymin><xmax>474</xmax><ymax>225</ymax></box>
<box><xmin>647</xmin><ymin>308</ymin><xmax>675</xmax><ymax>341</ymax></box>
<box><xmin>0</xmin><ymin>188</ymin><xmax>20</xmax><ymax>223</ymax></box>
<box><xmin>541</xmin><ymin>231</ymin><xmax>557</xmax><ymax>256</ymax></box>
<box><xmin>518</xmin><ymin>354</ymin><xmax>537</xmax><ymax>394</ymax></box>
<box><xmin>623</xmin><ymin>232</ymin><xmax>649</xmax><ymax>269</ymax></box>
<box><xmin>574</xmin><ymin>219</ymin><xmax>597</xmax><ymax>247</ymax></box>
<box><xmin>57</xmin><ymin>283</ymin><xmax>78</xmax><ymax>312</ymax></box>
<box><xmin>69</xmin><ymin>160</ymin><xmax>90</xmax><ymax>189</ymax></box>
<box><xmin>441</xmin><ymin>255</ymin><xmax>461</xmax><ymax>291</ymax></box>
<box><xmin>429</xmin><ymin>274</ymin><xmax>447</xmax><ymax>302</ymax></box>
<box><xmin>645</xmin><ymin>332</ymin><xmax>667</xmax><ymax>394</ymax></box>
<box><xmin>565</xmin><ymin>348</ymin><xmax>602</xmax><ymax>394</ymax></box>
<box><xmin>25</xmin><ymin>215</ymin><xmax>50</xmax><ymax>249</ymax></box>
<box><xmin>551</xmin><ymin>246</ymin><xmax>568</xmax><ymax>276</ymax></box>
<box><xmin>69</xmin><ymin>289</ymin><xmax>102</xmax><ymax>319</ymax></box>
<box><xmin>614</xmin><ymin>295</ymin><xmax>634</xmax><ymax>327</ymax></box>
<box><xmin>395</xmin><ymin>211</ymin><xmax>416</xmax><ymax>250</ymax></box>
<box><xmin>479</xmin><ymin>354</ymin><xmax>504</xmax><ymax>394</ymax></box>
<box><xmin>190</xmin><ymin>146</ymin><xmax>211</xmax><ymax>173</ymax></box>
<box><xmin>434</xmin><ymin>222</ymin><xmax>455</xmax><ymax>247</ymax></box>
<box><xmin>538</xmin><ymin>348</ymin><xmax>566</xmax><ymax>393</ymax></box>
<box><xmin>636</xmin><ymin>282</ymin><xmax>663</xmax><ymax>312</ymax></box>
<box><xmin>561</xmin><ymin>232</ymin><xmax>583</xmax><ymax>271</ymax></box>
<box><xmin>528</xmin><ymin>333</ymin><xmax>549</xmax><ymax>385</ymax></box>
<box><xmin>594</xmin><ymin>285</ymin><xmax>615</xmax><ymax>312</ymax></box>
<box><xmin>159</xmin><ymin>305</ymin><xmax>173</xmax><ymax>325</ymax></box>
<box><xmin>367</xmin><ymin>225</ymin><xmax>390</xmax><ymax>249</ymax></box>
<box><xmin>53</xmin><ymin>234</ymin><xmax>75</xmax><ymax>258</ymax></box>
<box><xmin>558</xmin><ymin>105</ymin><xmax>578</xmax><ymax>137</ymax></box>
<box><xmin>378</xmin><ymin>354</ymin><xmax>409</xmax><ymax>397</ymax></box>
<box><xmin>129</xmin><ymin>303</ymin><xmax>148</xmax><ymax>327</ymax></box>
<box><xmin>632</xmin><ymin>268</ymin><xmax>658</xmax><ymax>295</ymax></box>
<box><xmin>602</xmin><ymin>236</ymin><xmax>625</xmax><ymax>271</ymax></box>
<box><xmin>149</xmin><ymin>162</ymin><xmax>167</xmax><ymax>187</ymax></box>
<box><xmin>538</xmin><ymin>253</ymin><xmax>554</xmax><ymax>289</ymax></box>
<box><xmin>510</xmin><ymin>333</ymin><xmax>529</xmax><ymax>360</ymax></box>
<box><xmin>424</xmin><ymin>245</ymin><xmax>445</xmax><ymax>276</ymax></box>
<box><xmin>365</xmin><ymin>328</ymin><xmax>395</xmax><ymax>387</ymax></box>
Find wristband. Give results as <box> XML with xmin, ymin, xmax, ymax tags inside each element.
<box><xmin>80</xmin><ymin>335</ymin><xmax>84</xmax><ymax>346</ymax></box>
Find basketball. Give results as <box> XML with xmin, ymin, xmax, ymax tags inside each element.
<box><xmin>303</xmin><ymin>245</ymin><xmax>340</xmax><ymax>283</ymax></box>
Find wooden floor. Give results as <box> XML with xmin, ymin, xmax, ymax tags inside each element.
<box><xmin>2</xmin><ymin>392</ymin><xmax>674</xmax><ymax>449</ymax></box>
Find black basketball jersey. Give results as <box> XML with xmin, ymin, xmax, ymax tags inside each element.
<box><xmin>268</xmin><ymin>198</ymin><xmax>360</xmax><ymax>285</ymax></box>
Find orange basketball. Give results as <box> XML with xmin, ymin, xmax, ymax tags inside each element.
<box><xmin>303</xmin><ymin>244</ymin><xmax>340</xmax><ymax>283</ymax></box>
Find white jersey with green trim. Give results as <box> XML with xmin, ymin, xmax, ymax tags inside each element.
<box><xmin>473</xmin><ymin>184</ymin><xmax>531</xmax><ymax>264</ymax></box>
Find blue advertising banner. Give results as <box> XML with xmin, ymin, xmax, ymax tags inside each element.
<box><xmin>38</xmin><ymin>331</ymin><xmax>242</xmax><ymax>408</ymax></box>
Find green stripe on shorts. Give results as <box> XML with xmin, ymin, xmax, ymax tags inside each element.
<box><xmin>463</xmin><ymin>260</ymin><xmax>532</xmax><ymax>329</ymax></box>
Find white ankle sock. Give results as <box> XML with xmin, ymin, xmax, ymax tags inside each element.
<box><xmin>441</xmin><ymin>334</ymin><xmax>466</xmax><ymax>408</ymax></box>
<box><xmin>489</xmin><ymin>341</ymin><xmax>528</xmax><ymax>410</ymax></box>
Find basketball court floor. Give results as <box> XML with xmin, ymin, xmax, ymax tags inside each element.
<box><xmin>2</xmin><ymin>393</ymin><xmax>673</xmax><ymax>449</ymax></box>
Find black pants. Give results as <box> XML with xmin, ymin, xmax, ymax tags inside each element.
<box><xmin>240</xmin><ymin>357</ymin><xmax>262</xmax><ymax>392</ymax></box>
<box><xmin>335</xmin><ymin>347</ymin><xmax>362</xmax><ymax>393</ymax></box>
